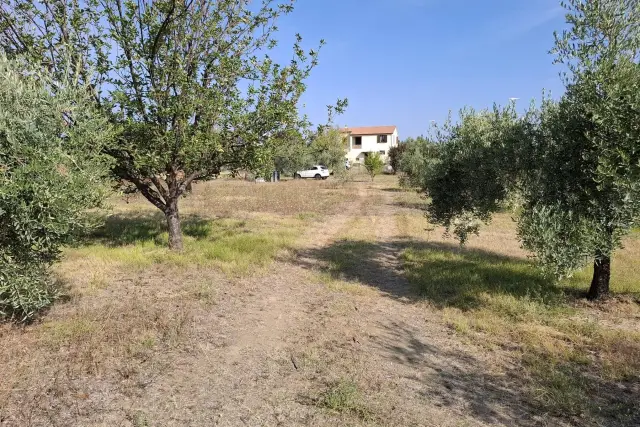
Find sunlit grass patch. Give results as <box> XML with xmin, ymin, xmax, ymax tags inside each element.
<box><xmin>317</xmin><ymin>378</ymin><xmax>372</xmax><ymax>421</ymax></box>
<box><xmin>297</xmin><ymin>212</ymin><xmax>321</xmax><ymax>221</ymax></box>
<box><xmin>182</xmin><ymin>179</ymin><xmax>351</xmax><ymax>216</ymax></box>
<box><xmin>67</xmin><ymin>214</ymin><xmax>304</xmax><ymax>275</ymax></box>
<box><xmin>315</xmin><ymin>272</ymin><xmax>379</xmax><ymax>297</ymax></box>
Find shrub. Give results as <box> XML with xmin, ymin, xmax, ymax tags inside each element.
<box><xmin>387</xmin><ymin>143</ymin><xmax>407</xmax><ymax>174</ymax></box>
<box><xmin>0</xmin><ymin>55</ymin><xmax>112</xmax><ymax>321</ymax></box>
<box><xmin>364</xmin><ymin>152</ymin><xmax>384</xmax><ymax>181</ymax></box>
<box><xmin>397</xmin><ymin>136</ymin><xmax>439</xmax><ymax>189</ymax></box>
<box><xmin>0</xmin><ymin>262</ymin><xmax>58</xmax><ymax>321</ymax></box>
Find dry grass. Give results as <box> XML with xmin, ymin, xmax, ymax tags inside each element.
<box><xmin>0</xmin><ymin>276</ymin><xmax>197</xmax><ymax>425</ymax></box>
<box><xmin>320</xmin><ymin>274</ymin><xmax>380</xmax><ymax>297</ymax></box>
<box><xmin>150</xmin><ymin>177</ymin><xmax>352</xmax><ymax>217</ymax></box>
<box><xmin>0</xmin><ymin>178</ymin><xmax>353</xmax><ymax>426</ymax></box>
<box><xmin>2</xmin><ymin>176</ymin><xmax>639</xmax><ymax>426</ymax></box>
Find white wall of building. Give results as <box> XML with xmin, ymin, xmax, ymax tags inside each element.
<box><xmin>345</xmin><ymin>128</ymin><xmax>399</xmax><ymax>163</ymax></box>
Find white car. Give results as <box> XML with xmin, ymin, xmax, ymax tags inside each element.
<box><xmin>295</xmin><ymin>165</ymin><xmax>330</xmax><ymax>180</ymax></box>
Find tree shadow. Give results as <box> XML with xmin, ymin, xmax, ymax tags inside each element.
<box><xmin>369</xmin><ymin>319</ymin><xmax>543</xmax><ymax>425</ymax></box>
<box><xmin>399</xmin><ymin>240</ymin><xmax>566</xmax><ymax>309</ymax></box>
<box><xmin>295</xmin><ymin>239</ymin><xmax>639</xmax><ymax>425</ymax></box>
<box><xmin>295</xmin><ymin>239</ymin><xmax>416</xmax><ymax>300</ymax></box>
<box><xmin>294</xmin><ymin>238</ymin><xmax>563</xmax><ymax>309</ymax></box>
<box><xmin>392</xmin><ymin>201</ymin><xmax>427</xmax><ymax>210</ymax></box>
<box><xmin>378</xmin><ymin>187</ymin><xmax>407</xmax><ymax>193</ymax></box>
<box><xmin>371</xmin><ymin>319</ymin><xmax>639</xmax><ymax>426</ymax></box>
<box><xmin>297</xmin><ymin>239</ymin><xmax>639</xmax><ymax>425</ymax></box>
<box><xmin>81</xmin><ymin>212</ymin><xmax>236</xmax><ymax>247</ymax></box>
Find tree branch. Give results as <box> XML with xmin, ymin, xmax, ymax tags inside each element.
<box><xmin>149</xmin><ymin>0</ymin><xmax>177</xmax><ymax>82</ymax></box>
<box><xmin>179</xmin><ymin>171</ymin><xmax>201</xmax><ymax>193</ymax></box>
<box><xmin>114</xmin><ymin>0</ymin><xmax>150</xmax><ymax>122</ymax></box>
<box><xmin>149</xmin><ymin>174</ymin><xmax>170</xmax><ymax>200</ymax></box>
<box><xmin>129</xmin><ymin>175</ymin><xmax>168</xmax><ymax>212</ymax></box>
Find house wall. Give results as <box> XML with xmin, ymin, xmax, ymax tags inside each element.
<box><xmin>346</xmin><ymin>128</ymin><xmax>399</xmax><ymax>163</ymax></box>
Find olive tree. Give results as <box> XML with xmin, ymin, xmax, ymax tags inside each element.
<box><xmin>387</xmin><ymin>143</ymin><xmax>407</xmax><ymax>175</ymax></box>
<box><xmin>1</xmin><ymin>0</ymin><xmax>343</xmax><ymax>250</ymax></box>
<box><xmin>423</xmin><ymin>104</ymin><xmax>525</xmax><ymax>243</ymax></box>
<box><xmin>397</xmin><ymin>135</ymin><xmax>440</xmax><ymax>189</ymax></box>
<box><xmin>0</xmin><ymin>54</ymin><xmax>112</xmax><ymax>321</ymax></box>
<box><xmin>423</xmin><ymin>0</ymin><xmax>640</xmax><ymax>300</ymax></box>
<box><xmin>267</xmin><ymin>130</ymin><xmax>309</xmax><ymax>177</ymax></box>
<box><xmin>546</xmin><ymin>0</ymin><xmax>640</xmax><ymax>298</ymax></box>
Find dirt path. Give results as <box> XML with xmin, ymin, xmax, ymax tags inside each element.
<box><xmin>115</xmin><ymin>182</ymin><xmax>544</xmax><ymax>427</ymax></box>
<box><xmin>17</xmin><ymin>180</ymin><xmax>555</xmax><ymax>427</ymax></box>
<box><xmin>316</xmin><ymin>188</ymin><xmax>542</xmax><ymax>426</ymax></box>
<box><xmin>4</xmin><ymin>178</ymin><xmax>636</xmax><ymax>427</ymax></box>
<box><xmin>124</xmin><ymin>186</ymin><xmax>370</xmax><ymax>425</ymax></box>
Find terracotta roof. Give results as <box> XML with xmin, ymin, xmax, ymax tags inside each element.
<box><xmin>340</xmin><ymin>125</ymin><xmax>397</xmax><ymax>135</ymax></box>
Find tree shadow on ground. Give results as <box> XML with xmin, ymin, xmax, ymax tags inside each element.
<box><xmin>393</xmin><ymin>200</ymin><xmax>427</xmax><ymax>210</ymax></box>
<box><xmin>294</xmin><ymin>238</ymin><xmax>563</xmax><ymax>309</ymax></box>
<box><xmin>296</xmin><ymin>236</ymin><xmax>550</xmax><ymax>424</ymax></box>
<box><xmin>400</xmin><ymin>240</ymin><xmax>567</xmax><ymax>309</ymax></box>
<box><xmin>81</xmin><ymin>212</ymin><xmax>235</xmax><ymax>247</ymax></box>
<box><xmin>369</xmin><ymin>319</ymin><xmax>546</xmax><ymax>426</ymax></box>
<box><xmin>371</xmin><ymin>318</ymin><xmax>639</xmax><ymax>427</ymax></box>
<box><xmin>295</xmin><ymin>239</ymin><xmax>639</xmax><ymax>426</ymax></box>
<box><xmin>295</xmin><ymin>239</ymin><xmax>416</xmax><ymax>300</ymax></box>
<box><xmin>378</xmin><ymin>187</ymin><xmax>407</xmax><ymax>193</ymax></box>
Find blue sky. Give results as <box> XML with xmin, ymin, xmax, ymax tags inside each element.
<box><xmin>275</xmin><ymin>0</ymin><xmax>569</xmax><ymax>138</ymax></box>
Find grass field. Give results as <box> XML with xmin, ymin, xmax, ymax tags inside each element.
<box><xmin>1</xmin><ymin>173</ymin><xmax>638</xmax><ymax>426</ymax></box>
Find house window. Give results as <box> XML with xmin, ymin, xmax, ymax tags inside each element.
<box><xmin>354</xmin><ymin>136</ymin><xmax>362</xmax><ymax>147</ymax></box>
<box><xmin>379</xmin><ymin>150</ymin><xmax>385</xmax><ymax>155</ymax></box>
<box><xmin>377</xmin><ymin>135</ymin><xmax>388</xmax><ymax>143</ymax></box>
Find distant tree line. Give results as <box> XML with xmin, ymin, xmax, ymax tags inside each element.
<box><xmin>268</xmin><ymin>127</ymin><xmax>349</xmax><ymax>179</ymax></box>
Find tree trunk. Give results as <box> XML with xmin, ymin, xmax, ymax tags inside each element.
<box><xmin>165</xmin><ymin>203</ymin><xmax>183</xmax><ymax>251</ymax></box>
<box><xmin>587</xmin><ymin>255</ymin><xmax>610</xmax><ymax>300</ymax></box>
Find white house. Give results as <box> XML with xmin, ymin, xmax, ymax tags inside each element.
<box><xmin>341</xmin><ymin>125</ymin><xmax>399</xmax><ymax>164</ymax></box>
